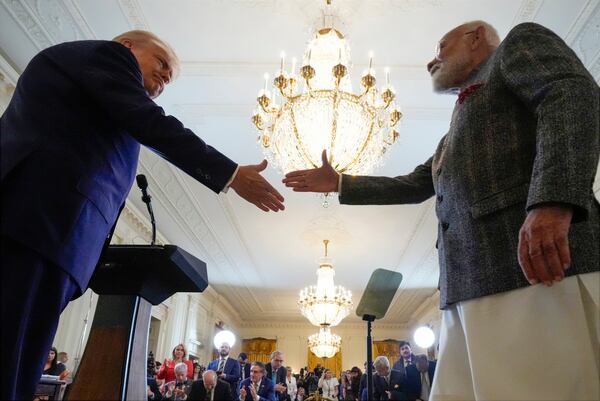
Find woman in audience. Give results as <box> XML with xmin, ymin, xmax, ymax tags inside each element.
<box><xmin>156</xmin><ymin>344</ymin><xmax>194</xmax><ymax>383</ymax></box>
<box><xmin>191</xmin><ymin>363</ymin><xmax>202</xmax><ymax>381</ymax></box>
<box><xmin>286</xmin><ymin>366</ymin><xmax>297</xmax><ymax>401</ymax></box>
<box><xmin>43</xmin><ymin>347</ymin><xmax>66</xmax><ymax>376</ymax></box>
<box><xmin>318</xmin><ymin>369</ymin><xmax>338</xmax><ymax>399</ymax></box>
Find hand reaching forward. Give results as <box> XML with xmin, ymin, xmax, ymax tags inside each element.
<box><xmin>518</xmin><ymin>205</ymin><xmax>573</xmax><ymax>286</ymax></box>
<box><xmin>282</xmin><ymin>150</ymin><xmax>339</xmax><ymax>193</ymax></box>
<box><xmin>231</xmin><ymin>160</ymin><xmax>285</xmax><ymax>212</ymax></box>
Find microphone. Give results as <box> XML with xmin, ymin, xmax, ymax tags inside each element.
<box><xmin>136</xmin><ymin>174</ymin><xmax>157</xmax><ymax>246</ymax></box>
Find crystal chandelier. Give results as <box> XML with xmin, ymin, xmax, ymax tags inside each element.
<box><xmin>298</xmin><ymin>240</ymin><xmax>353</xmax><ymax>327</ymax></box>
<box><xmin>308</xmin><ymin>326</ymin><xmax>341</xmax><ymax>358</ymax></box>
<box><xmin>251</xmin><ymin>12</ymin><xmax>402</xmax><ymax>175</ymax></box>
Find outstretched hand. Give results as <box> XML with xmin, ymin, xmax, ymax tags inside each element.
<box><xmin>230</xmin><ymin>160</ymin><xmax>285</xmax><ymax>212</ymax></box>
<box><xmin>282</xmin><ymin>150</ymin><xmax>339</xmax><ymax>193</ymax></box>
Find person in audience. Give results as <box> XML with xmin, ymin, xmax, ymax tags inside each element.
<box><xmin>318</xmin><ymin>369</ymin><xmax>339</xmax><ymax>399</ymax></box>
<box><xmin>239</xmin><ymin>362</ymin><xmax>275</xmax><ymax>401</ymax></box>
<box><xmin>192</xmin><ymin>363</ymin><xmax>202</xmax><ymax>381</ymax></box>
<box><xmin>188</xmin><ymin>369</ymin><xmax>232</xmax><ymax>401</ymax></box>
<box><xmin>304</xmin><ymin>371</ymin><xmax>318</xmax><ymax>395</ymax></box>
<box><xmin>405</xmin><ymin>355</ymin><xmax>436</xmax><ymax>401</ymax></box>
<box><xmin>392</xmin><ymin>341</ymin><xmax>416</xmax><ymax>377</ymax></box>
<box><xmin>372</xmin><ymin>356</ymin><xmax>406</xmax><ymax>400</ymax></box>
<box><xmin>148</xmin><ymin>380</ymin><xmax>163</xmax><ymax>401</ymax></box>
<box><xmin>285</xmin><ymin>366</ymin><xmax>297</xmax><ymax>401</ymax></box>
<box><xmin>42</xmin><ymin>347</ymin><xmax>66</xmax><ymax>377</ymax></box>
<box><xmin>1</xmin><ymin>28</ymin><xmax>285</xmax><ymax>401</ymax></box>
<box><xmin>283</xmin><ymin>19</ymin><xmax>600</xmax><ymax>401</ymax></box>
<box><xmin>56</xmin><ymin>351</ymin><xmax>71</xmax><ymax>382</ymax></box>
<box><xmin>164</xmin><ymin>362</ymin><xmax>193</xmax><ymax>401</ymax></box>
<box><xmin>238</xmin><ymin>352</ymin><xmax>251</xmax><ymax>382</ymax></box>
<box><xmin>157</xmin><ymin>344</ymin><xmax>194</xmax><ymax>383</ymax></box>
<box><xmin>358</xmin><ymin>362</ymin><xmax>373</xmax><ymax>401</ymax></box>
<box><xmin>344</xmin><ymin>367</ymin><xmax>361</xmax><ymax>401</ymax></box>
<box><xmin>265</xmin><ymin>351</ymin><xmax>287</xmax><ymax>400</ymax></box>
<box><xmin>294</xmin><ymin>387</ymin><xmax>306</xmax><ymax>401</ymax></box>
<box><xmin>208</xmin><ymin>342</ymin><xmax>240</xmax><ymax>400</ymax></box>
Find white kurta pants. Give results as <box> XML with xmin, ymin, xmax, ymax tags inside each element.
<box><xmin>430</xmin><ymin>272</ymin><xmax>599</xmax><ymax>401</ymax></box>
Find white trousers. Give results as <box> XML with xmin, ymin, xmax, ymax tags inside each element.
<box><xmin>430</xmin><ymin>272</ymin><xmax>599</xmax><ymax>401</ymax></box>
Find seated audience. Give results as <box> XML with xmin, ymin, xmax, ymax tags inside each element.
<box><xmin>405</xmin><ymin>355</ymin><xmax>436</xmax><ymax>401</ymax></box>
<box><xmin>188</xmin><ymin>370</ymin><xmax>232</xmax><ymax>401</ymax></box>
<box><xmin>294</xmin><ymin>387</ymin><xmax>306</xmax><ymax>401</ymax></box>
<box><xmin>265</xmin><ymin>351</ymin><xmax>287</xmax><ymax>400</ymax></box>
<box><xmin>157</xmin><ymin>344</ymin><xmax>194</xmax><ymax>383</ymax></box>
<box><xmin>238</xmin><ymin>353</ymin><xmax>251</xmax><ymax>382</ymax></box>
<box><xmin>56</xmin><ymin>351</ymin><xmax>71</xmax><ymax>382</ymax></box>
<box><xmin>42</xmin><ymin>347</ymin><xmax>66</xmax><ymax>377</ymax></box>
<box><xmin>239</xmin><ymin>362</ymin><xmax>275</xmax><ymax>401</ymax></box>
<box><xmin>192</xmin><ymin>363</ymin><xmax>202</xmax><ymax>381</ymax></box>
<box><xmin>164</xmin><ymin>362</ymin><xmax>193</xmax><ymax>401</ymax></box>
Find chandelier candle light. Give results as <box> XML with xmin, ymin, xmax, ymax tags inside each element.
<box><xmin>252</xmin><ymin>23</ymin><xmax>403</xmax><ymax>175</ymax></box>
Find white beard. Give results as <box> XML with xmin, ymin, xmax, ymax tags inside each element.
<box><xmin>432</xmin><ymin>53</ymin><xmax>470</xmax><ymax>93</ymax></box>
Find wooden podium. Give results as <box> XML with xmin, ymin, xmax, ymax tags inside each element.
<box><xmin>66</xmin><ymin>245</ymin><xmax>208</xmax><ymax>401</ymax></box>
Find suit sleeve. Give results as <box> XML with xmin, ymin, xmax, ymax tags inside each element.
<box><xmin>339</xmin><ymin>157</ymin><xmax>435</xmax><ymax>205</ymax></box>
<box><xmin>225</xmin><ymin>359</ymin><xmax>240</xmax><ymax>383</ymax></box>
<box><xmin>499</xmin><ymin>22</ymin><xmax>599</xmax><ymax>222</ymax></box>
<box><xmin>79</xmin><ymin>42</ymin><xmax>237</xmax><ymax>193</ymax></box>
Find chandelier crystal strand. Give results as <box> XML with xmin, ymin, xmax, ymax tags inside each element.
<box><xmin>308</xmin><ymin>326</ymin><xmax>342</xmax><ymax>358</ymax></box>
<box><xmin>298</xmin><ymin>240</ymin><xmax>353</xmax><ymax>327</ymax></box>
<box><xmin>252</xmin><ymin>21</ymin><xmax>402</xmax><ymax>175</ymax></box>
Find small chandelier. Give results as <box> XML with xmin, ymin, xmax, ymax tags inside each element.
<box><xmin>298</xmin><ymin>240</ymin><xmax>353</xmax><ymax>327</ymax></box>
<box><xmin>308</xmin><ymin>326</ymin><xmax>341</xmax><ymax>358</ymax></box>
<box><xmin>251</xmin><ymin>7</ymin><xmax>402</xmax><ymax>175</ymax></box>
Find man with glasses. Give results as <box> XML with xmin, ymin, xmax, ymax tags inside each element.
<box><xmin>265</xmin><ymin>351</ymin><xmax>287</xmax><ymax>400</ymax></box>
<box><xmin>283</xmin><ymin>20</ymin><xmax>599</xmax><ymax>400</ymax></box>
<box><xmin>239</xmin><ymin>362</ymin><xmax>274</xmax><ymax>401</ymax></box>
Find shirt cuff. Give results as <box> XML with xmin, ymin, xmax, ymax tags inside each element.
<box><xmin>222</xmin><ymin>165</ymin><xmax>240</xmax><ymax>193</ymax></box>
<box><xmin>337</xmin><ymin>173</ymin><xmax>343</xmax><ymax>195</ymax></box>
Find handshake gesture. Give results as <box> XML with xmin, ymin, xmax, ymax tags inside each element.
<box><xmin>231</xmin><ymin>150</ymin><xmax>338</xmax><ymax>212</ymax></box>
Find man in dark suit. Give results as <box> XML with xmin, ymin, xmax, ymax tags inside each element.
<box><xmin>391</xmin><ymin>341</ymin><xmax>416</xmax><ymax>377</ymax></box>
<box><xmin>208</xmin><ymin>342</ymin><xmax>240</xmax><ymax>400</ymax></box>
<box><xmin>188</xmin><ymin>370</ymin><xmax>232</xmax><ymax>401</ymax></box>
<box><xmin>238</xmin><ymin>352</ymin><xmax>251</xmax><ymax>383</ymax></box>
<box><xmin>0</xmin><ymin>30</ymin><xmax>285</xmax><ymax>400</ymax></box>
<box><xmin>372</xmin><ymin>356</ymin><xmax>407</xmax><ymax>400</ymax></box>
<box><xmin>264</xmin><ymin>351</ymin><xmax>287</xmax><ymax>400</ymax></box>
<box><xmin>239</xmin><ymin>362</ymin><xmax>275</xmax><ymax>401</ymax></box>
<box><xmin>404</xmin><ymin>355</ymin><xmax>436</xmax><ymax>401</ymax></box>
<box><xmin>283</xmin><ymin>20</ymin><xmax>599</xmax><ymax>400</ymax></box>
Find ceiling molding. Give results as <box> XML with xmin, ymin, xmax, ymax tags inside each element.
<box><xmin>116</xmin><ymin>200</ymin><xmax>169</xmax><ymax>245</ymax></box>
<box><xmin>0</xmin><ymin>52</ymin><xmax>19</xmax><ymax>85</ymax></box>
<box><xmin>2</xmin><ymin>0</ymin><xmax>53</xmax><ymax>49</ymax></box>
<box><xmin>118</xmin><ymin>0</ymin><xmax>150</xmax><ymax>30</ymax></box>
<box><xmin>240</xmin><ymin>320</ymin><xmax>408</xmax><ymax>330</ymax></box>
<box><xmin>61</xmin><ymin>0</ymin><xmax>97</xmax><ymax>39</ymax></box>
<box><xmin>512</xmin><ymin>0</ymin><xmax>543</xmax><ymax>26</ymax></box>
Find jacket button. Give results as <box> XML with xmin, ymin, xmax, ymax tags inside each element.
<box><xmin>441</xmin><ymin>222</ymin><xmax>449</xmax><ymax>231</ymax></box>
<box><xmin>437</xmin><ymin>194</ymin><xmax>443</xmax><ymax>202</ymax></box>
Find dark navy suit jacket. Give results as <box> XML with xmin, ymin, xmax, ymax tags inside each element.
<box><xmin>238</xmin><ymin>378</ymin><xmax>275</xmax><ymax>401</ymax></box>
<box><xmin>208</xmin><ymin>357</ymin><xmax>241</xmax><ymax>398</ymax></box>
<box><xmin>0</xmin><ymin>40</ymin><xmax>237</xmax><ymax>293</ymax></box>
<box><xmin>404</xmin><ymin>362</ymin><xmax>436</xmax><ymax>401</ymax></box>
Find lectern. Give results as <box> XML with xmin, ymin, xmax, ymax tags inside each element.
<box><xmin>66</xmin><ymin>245</ymin><xmax>208</xmax><ymax>401</ymax></box>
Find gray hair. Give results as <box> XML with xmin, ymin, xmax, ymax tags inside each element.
<box><xmin>270</xmin><ymin>350</ymin><xmax>283</xmax><ymax>360</ymax></box>
<box><xmin>203</xmin><ymin>369</ymin><xmax>217</xmax><ymax>382</ymax></box>
<box><xmin>174</xmin><ymin>362</ymin><xmax>188</xmax><ymax>374</ymax></box>
<box><xmin>461</xmin><ymin>20</ymin><xmax>501</xmax><ymax>47</ymax></box>
<box><xmin>373</xmin><ymin>356</ymin><xmax>390</xmax><ymax>370</ymax></box>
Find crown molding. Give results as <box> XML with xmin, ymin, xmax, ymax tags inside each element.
<box><xmin>2</xmin><ymin>0</ymin><xmax>53</xmax><ymax>49</ymax></box>
<box><xmin>240</xmin><ymin>320</ymin><xmax>408</xmax><ymax>331</ymax></box>
<box><xmin>512</xmin><ymin>0</ymin><xmax>543</xmax><ymax>26</ymax></box>
<box><xmin>0</xmin><ymin>52</ymin><xmax>19</xmax><ymax>85</ymax></box>
<box><xmin>118</xmin><ymin>0</ymin><xmax>150</xmax><ymax>30</ymax></box>
<box><xmin>566</xmin><ymin>0</ymin><xmax>600</xmax><ymax>65</ymax></box>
